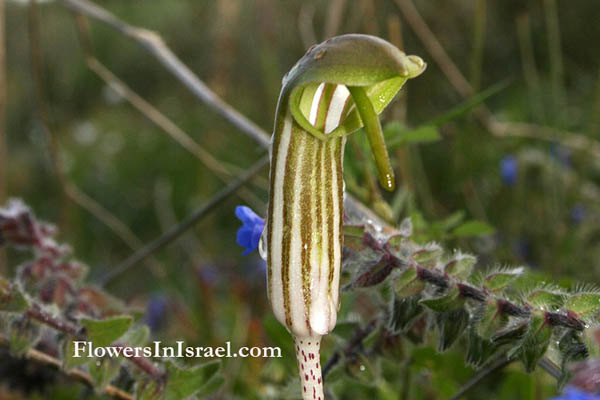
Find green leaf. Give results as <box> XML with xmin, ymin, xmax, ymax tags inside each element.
<box><xmin>330</xmin><ymin>376</ymin><xmax>374</xmax><ymax>399</ymax></box>
<box><xmin>398</xmin><ymin>217</ymin><xmax>414</xmax><ymax>237</ymax></box>
<box><xmin>89</xmin><ymin>357</ymin><xmax>122</xmax><ymax>393</ymax></box>
<box><xmin>436</xmin><ymin>308</ymin><xmax>469</xmax><ymax>351</ymax></box>
<box><xmin>345</xmin><ymin>353</ymin><xmax>377</xmax><ymax>384</ymax></box>
<box><xmin>343</xmin><ymin>225</ymin><xmax>367</xmax><ymax>251</ymax></box>
<box><xmin>491</xmin><ymin>321</ymin><xmax>528</xmax><ymax>346</ymax></box>
<box><xmin>343</xmin><ymin>224</ymin><xmax>366</xmax><ymax>238</ymax></box>
<box><xmin>325</xmin><ymin>358</ymin><xmax>347</xmax><ymax>383</ymax></box>
<box><xmin>164</xmin><ymin>360</ymin><xmax>222</xmax><ymax>400</ymax></box>
<box><xmin>263</xmin><ymin>315</ymin><xmax>295</xmax><ymax>360</ymax></box>
<box><xmin>81</xmin><ymin>315</ymin><xmax>132</xmax><ymax>347</ymax></box>
<box><xmin>558</xmin><ymin>329</ymin><xmax>588</xmax><ymax>366</ymax></box>
<box><xmin>420</xmin><ymin>286</ymin><xmax>465</xmax><ymax>312</ymax></box>
<box><xmin>557</xmin><ymin>330</ymin><xmax>588</xmax><ymax>386</ymax></box>
<box><xmin>385</xmin><ymin>123</ymin><xmax>441</xmax><ymax>147</ymax></box>
<box><xmin>466</xmin><ymin>330</ymin><xmax>498</xmax><ymax>367</ymax></box>
<box><xmin>135</xmin><ymin>378</ymin><xmax>163</xmax><ymax>400</ymax></box>
<box><xmin>390</xmin><ymin>189</ymin><xmax>410</xmax><ymax>220</ymax></box>
<box><xmin>412</xmin><ymin>243</ymin><xmax>443</xmax><ymax>267</ymax></box>
<box><xmin>0</xmin><ymin>278</ymin><xmax>29</xmax><ymax>313</ymax></box>
<box><xmin>9</xmin><ymin>316</ymin><xmax>40</xmax><ymax>356</ymax></box>
<box><xmin>63</xmin><ymin>339</ymin><xmax>92</xmax><ymax>370</ymax></box>
<box><xmin>348</xmin><ymin>255</ymin><xmax>396</xmax><ymax>288</ymax></box>
<box><xmin>444</xmin><ymin>253</ymin><xmax>477</xmax><ymax>280</ymax></box>
<box><xmin>484</xmin><ymin>268</ymin><xmax>524</xmax><ymax>292</ymax></box>
<box><xmin>428</xmin><ymin>79</ymin><xmax>512</xmax><ymax>127</ymax></box>
<box><xmin>566</xmin><ymin>292</ymin><xmax>600</xmax><ymax>318</ymax></box>
<box><xmin>476</xmin><ymin>301</ymin><xmax>509</xmax><ymax>339</ymax></box>
<box><xmin>392</xmin><ymin>266</ymin><xmax>424</xmax><ymax>298</ymax></box>
<box><xmin>331</xmin><ymin>320</ymin><xmax>361</xmax><ymax>341</ymax></box>
<box><xmin>527</xmin><ymin>289</ymin><xmax>566</xmax><ymax>311</ymax></box>
<box><xmin>518</xmin><ymin>312</ymin><xmax>552</xmax><ymax>372</ymax></box>
<box><xmin>440</xmin><ymin>210</ymin><xmax>466</xmax><ymax>231</ymax></box>
<box><xmin>362</xmin><ymin>323</ymin><xmax>382</xmax><ymax>350</ymax></box>
<box><xmin>121</xmin><ymin>324</ymin><xmax>150</xmax><ymax>347</ymax></box>
<box><xmin>403</xmin><ymin>125</ymin><xmax>440</xmax><ymax>143</ymax></box>
<box><xmin>195</xmin><ymin>374</ymin><xmax>225</xmax><ymax>397</ymax></box>
<box><xmin>497</xmin><ymin>370</ymin><xmax>536</xmax><ymax>400</ymax></box>
<box><xmin>385</xmin><ymin>234</ymin><xmax>410</xmax><ymax>253</ymax></box>
<box><xmin>389</xmin><ymin>294</ymin><xmax>423</xmax><ymax>333</ymax></box>
<box><xmin>452</xmin><ymin>220</ymin><xmax>495</xmax><ymax>237</ymax></box>
<box><xmin>373</xmin><ymin>200</ymin><xmax>394</xmax><ymax>221</ymax></box>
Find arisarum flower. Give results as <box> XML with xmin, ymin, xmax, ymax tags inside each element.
<box><xmin>264</xmin><ymin>34</ymin><xmax>425</xmax><ymax>400</ymax></box>
<box><xmin>235</xmin><ymin>206</ymin><xmax>265</xmax><ymax>255</ymax></box>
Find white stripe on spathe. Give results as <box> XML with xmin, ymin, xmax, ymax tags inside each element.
<box><xmin>309</xmin><ymin>83</ymin><xmax>326</xmax><ymax>125</ymax></box>
<box><xmin>325</xmin><ymin>85</ymin><xmax>350</xmax><ymax>134</ymax></box>
<box><xmin>308</xmin><ymin>84</ymin><xmax>349</xmax><ymax>335</ymax></box>
<box><xmin>269</xmin><ymin>114</ymin><xmax>292</xmax><ymax>326</ymax></box>
<box><xmin>289</xmin><ymin>131</ymin><xmax>309</xmax><ymax>337</ymax></box>
<box><xmin>329</xmin><ymin>85</ymin><xmax>348</xmax><ymax>327</ymax></box>
<box><xmin>309</xmin><ymin>143</ymin><xmax>331</xmax><ymax>336</ymax></box>
<box><xmin>330</xmin><ymin>139</ymin><xmax>342</xmax><ymax>321</ymax></box>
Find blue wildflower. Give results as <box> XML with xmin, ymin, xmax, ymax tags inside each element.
<box><xmin>197</xmin><ymin>264</ymin><xmax>218</xmax><ymax>285</ymax></box>
<box><xmin>551</xmin><ymin>387</ymin><xmax>600</xmax><ymax>400</ymax></box>
<box><xmin>500</xmin><ymin>155</ymin><xmax>518</xmax><ymax>186</ymax></box>
<box><xmin>570</xmin><ymin>204</ymin><xmax>586</xmax><ymax>225</ymax></box>
<box><xmin>513</xmin><ymin>236</ymin><xmax>531</xmax><ymax>262</ymax></box>
<box><xmin>235</xmin><ymin>206</ymin><xmax>265</xmax><ymax>255</ymax></box>
<box><xmin>145</xmin><ymin>295</ymin><xmax>168</xmax><ymax>332</ymax></box>
<box><xmin>550</xmin><ymin>143</ymin><xmax>572</xmax><ymax>167</ymax></box>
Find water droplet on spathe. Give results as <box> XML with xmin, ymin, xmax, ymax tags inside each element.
<box><xmin>258</xmin><ymin>231</ymin><xmax>268</xmax><ymax>261</ymax></box>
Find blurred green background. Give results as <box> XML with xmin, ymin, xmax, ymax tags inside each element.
<box><xmin>2</xmin><ymin>0</ymin><xmax>600</xmax><ymax>398</ymax></box>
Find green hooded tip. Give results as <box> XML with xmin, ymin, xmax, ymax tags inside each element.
<box><xmin>276</xmin><ymin>34</ymin><xmax>426</xmax><ymax>192</ymax></box>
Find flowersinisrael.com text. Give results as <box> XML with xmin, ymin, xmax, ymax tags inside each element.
<box><xmin>72</xmin><ymin>341</ymin><xmax>282</xmax><ymax>359</ymax></box>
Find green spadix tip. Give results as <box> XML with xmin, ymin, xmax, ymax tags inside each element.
<box><xmin>380</xmin><ymin>172</ymin><xmax>396</xmax><ymax>192</ymax></box>
<box><xmin>348</xmin><ymin>85</ymin><xmax>396</xmax><ymax>192</ymax></box>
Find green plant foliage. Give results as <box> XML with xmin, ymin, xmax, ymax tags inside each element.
<box><xmin>0</xmin><ymin>278</ymin><xmax>29</xmax><ymax>313</ymax></box>
<box><xmin>8</xmin><ymin>316</ymin><xmax>40</xmax><ymax>356</ymax></box>
<box><xmin>566</xmin><ymin>292</ymin><xmax>600</xmax><ymax>319</ymax></box>
<box><xmin>481</xmin><ymin>268</ymin><xmax>524</xmax><ymax>292</ymax></box>
<box><xmin>337</xmin><ymin>219</ymin><xmax>600</xmax><ymax>387</ymax></box>
<box><xmin>452</xmin><ymin>220</ymin><xmax>495</xmax><ymax>238</ymax></box>
<box><xmin>420</xmin><ymin>286</ymin><xmax>464</xmax><ymax>313</ymax></box>
<box><xmin>444</xmin><ymin>252</ymin><xmax>477</xmax><ymax>280</ymax></box>
<box><xmin>0</xmin><ymin>201</ymin><xmax>224</xmax><ymax>399</ymax></box>
<box><xmin>384</xmin><ymin>122</ymin><xmax>441</xmax><ymax>146</ymax></box>
<box><xmin>89</xmin><ymin>357</ymin><xmax>122</xmax><ymax>393</ymax></box>
<box><xmin>81</xmin><ymin>316</ymin><xmax>133</xmax><ymax>348</ymax></box>
<box><xmin>163</xmin><ymin>360</ymin><xmax>223</xmax><ymax>400</ymax></box>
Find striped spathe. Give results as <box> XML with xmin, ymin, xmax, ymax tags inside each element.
<box><xmin>266</xmin><ymin>82</ymin><xmax>350</xmax><ymax>339</ymax></box>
